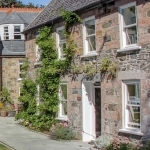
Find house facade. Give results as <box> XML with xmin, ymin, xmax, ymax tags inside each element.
<box><xmin>0</xmin><ymin>6</ymin><xmax>42</xmax><ymax>106</ymax></box>
<box><xmin>24</xmin><ymin>0</ymin><xmax>150</xmax><ymax>142</ymax></box>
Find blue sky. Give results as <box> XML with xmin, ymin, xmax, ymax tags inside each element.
<box><xmin>21</xmin><ymin>0</ymin><xmax>50</xmax><ymax>6</ymax></box>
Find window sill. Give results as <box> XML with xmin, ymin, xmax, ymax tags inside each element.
<box><xmin>80</xmin><ymin>52</ymin><xmax>98</xmax><ymax>58</ymax></box>
<box><xmin>34</xmin><ymin>62</ymin><xmax>42</xmax><ymax>66</ymax></box>
<box><xmin>119</xmin><ymin>129</ymin><xmax>143</xmax><ymax>136</ymax></box>
<box><xmin>18</xmin><ymin>78</ymin><xmax>22</xmax><ymax>81</ymax></box>
<box><xmin>56</xmin><ymin>117</ymin><xmax>68</xmax><ymax>122</ymax></box>
<box><xmin>117</xmin><ymin>46</ymin><xmax>141</xmax><ymax>53</ymax></box>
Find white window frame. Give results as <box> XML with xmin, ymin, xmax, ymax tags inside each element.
<box><xmin>35</xmin><ymin>45</ymin><xmax>41</xmax><ymax>62</ymax></box>
<box><xmin>58</xmin><ymin>82</ymin><xmax>68</xmax><ymax>119</ymax></box>
<box><xmin>83</xmin><ymin>16</ymin><xmax>96</xmax><ymax>55</ymax></box>
<box><xmin>119</xmin><ymin>2</ymin><xmax>138</xmax><ymax>49</ymax></box>
<box><xmin>56</xmin><ymin>26</ymin><xmax>66</xmax><ymax>59</ymax></box>
<box><xmin>121</xmin><ymin>80</ymin><xmax>142</xmax><ymax>135</ymax></box>
<box><xmin>14</xmin><ymin>25</ymin><xmax>21</xmax><ymax>39</ymax></box>
<box><xmin>18</xmin><ymin>61</ymin><xmax>23</xmax><ymax>80</ymax></box>
<box><xmin>4</xmin><ymin>26</ymin><xmax>9</xmax><ymax>40</ymax></box>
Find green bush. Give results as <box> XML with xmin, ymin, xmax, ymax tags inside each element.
<box><xmin>50</xmin><ymin>123</ymin><xmax>75</xmax><ymax>141</ymax></box>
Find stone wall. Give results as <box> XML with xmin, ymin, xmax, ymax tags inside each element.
<box><xmin>2</xmin><ymin>57</ymin><xmax>25</xmax><ymax>105</ymax></box>
<box><xmin>24</xmin><ymin>0</ymin><xmax>150</xmax><ymax>141</ymax></box>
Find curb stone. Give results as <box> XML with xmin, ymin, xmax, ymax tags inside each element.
<box><xmin>0</xmin><ymin>141</ymin><xmax>16</xmax><ymax>150</ymax></box>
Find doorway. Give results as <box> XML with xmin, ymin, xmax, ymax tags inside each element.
<box><xmin>82</xmin><ymin>82</ymin><xmax>101</xmax><ymax>141</ymax></box>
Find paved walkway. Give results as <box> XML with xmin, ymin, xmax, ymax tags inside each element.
<box><xmin>0</xmin><ymin>117</ymin><xmax>93</xmax><ymax>150</ymax></box>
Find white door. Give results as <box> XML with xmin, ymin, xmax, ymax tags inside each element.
<box><xmin>82</xmin><ymin>82</ymin><xmax>101</xmax><ymax>141</ymax></box>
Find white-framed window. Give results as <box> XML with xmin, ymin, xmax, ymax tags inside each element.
<box><xmin>14</xmin><ymin>26</ymin><xmax>21</xmax><ymax>39</ymax></box>
<box><xmin>122</xmin><ymin>80</ymin><xmax>141</xmax><ymax>132</ymax></box>
<box><xmin>56</xmin><ymin>27</ymin><xmax>66</xmax><ymax>59</ymax></box>
<box><xmin>18</xmin><ymin>61</ymin><xmax>23</xmax><ymax>80</ymax></box>
<box><xmin>83</xmin><ymin>16</ymin><xmax>96</xmax><ymax>54</ymax></box>
<box><xmin>4</xmin><ymin>26</ymin><xmax>9</xmax><ymax>40</ymax></box>
<box><xmin>58</xmin><ymin>83</ymin><xmax>68</xmax><ymax>118</ymax></box>
<box><xmin>119</xmin><ymin>2</ymin><xmax>137</xmax><ymax>49</ymax></box>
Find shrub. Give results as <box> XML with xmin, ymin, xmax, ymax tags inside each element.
<box><xmin>94</xmin><ymin>135</ymin><xmax>112</xmax><ymax>149</ymax></box>
<box><xmin>106</xmin><ymin>136</ymin><xmax>132</xmax><ymax>150</ymax></box>
<box><xmin>50</xmin><ymin>123</ymin><xmax>75</xmax><ymax>141</ymax></box>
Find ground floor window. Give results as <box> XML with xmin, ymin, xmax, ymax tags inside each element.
<box><xmin>122</xmin><ymin>80</ymin><xmax>140</xmax><ymax>131</ymax></box>
<box><xmin>58</xmin><ymin>83</ymin><xmax>67</xmax><ymax>118</ymax></box>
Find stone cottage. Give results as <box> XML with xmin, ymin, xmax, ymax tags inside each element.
<box><xmin>0</xmin><ymin>6</ymin><xmax>42</xmax><ymax>106</ymax></box>
<box><xmin>23</xmin><ymin>0</ymin><xmax>150</xmax><ymax>142</ymax></box>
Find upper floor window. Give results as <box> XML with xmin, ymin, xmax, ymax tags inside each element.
<box><xmin>14</xmin><ymin>26</ymin><xmax>21</xmax><ymax>39</ymax></box>
<box><xmin>4</xmin><ymin>26</ymin><xmax>9</xmax><ymax>40</ymax></box>
<box><xmin>119</xmin><ymin>2</ymin><xmax>137</xmax><ymax>48</ymax></box>
<box><xmin>57</xmin><ymin>27</ymin><xmax>66</xmax><ymax>59</ymax></box>
<box><xmin>83</xmin><ymin>16</ymin><xmax>96</xmax><ymax>54</ymax></box>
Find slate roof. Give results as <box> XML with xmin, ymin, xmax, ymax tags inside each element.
<box><xmin>0</xmin><ymin>12</ymin><xmax>39</xmax><ymax>25</ymax></box>
<box><xmin>2</xmin><ymin>40</ymin><xmax>25</xmax><ymax>56</ymax></box>
<box><xmin>0</xmin><ymin>10</ymin><xmax>40</xmax><ymax>56</ymax></box>
<box><xmin>24</xmin><ymin>0</ymin><xmax>108</xmax><ymax>32</ymax></box>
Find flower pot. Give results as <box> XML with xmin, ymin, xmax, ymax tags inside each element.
<box><xmin>1</xmin><ymin>110</ymin><xmax>7</xmax><ymax>117</ymax></box>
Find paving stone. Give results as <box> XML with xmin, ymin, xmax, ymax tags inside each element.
<box><xmin>0</xmin><ymin>117</ymin><xmax>93</xmax><ymax>150</ymax></box>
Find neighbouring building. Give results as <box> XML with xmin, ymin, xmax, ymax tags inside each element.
<box><xmin>0</xmin><ymin>5</ymin><xmax>42</xmax><ymax>106</ymax></box>
<box><xmin>23</xmin><ymin>0</ymin><xmax>150</xmax><ymax>143</ymax></box>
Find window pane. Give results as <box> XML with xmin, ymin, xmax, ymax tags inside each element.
<box><xmin>128</xmin><ymin>84</ymin><xmax>136</xmax><ymax>97</ymax></box>
<box><xmin>122</xmin><ymin>6</ymin><xmax>136</xmax><ymax>26</ymax></box>
<box><xmin>14</xmin><ymin>35</ymin><xmax>21</xmax><ymax>39</ymax></box>
<box><xmin>128</xmin><ymin>106</ymin><xmax>140</xmax><ymax>124</ymax></box>
<box><xmin>85</xmin><ymin>19</ymin><xmax>95</xmax><ymax>35</ymax></box>
<box><xmin>14</xmin><ymin>26</ymin><xmax>20</xmax><ymax>32</ymax></box>
<box><xmin>87</xmin><ymin>35</ymin><xmax>96</xmax><ymax>51</ymax></box>
<box><xmin>58</xmin><ymin>29</ymin><xmax>66</xmax><ymax>40</ymax></box>
<box><xmin>61</xmin><ymin>101</ymin><xmax>67</xmax><ymax>115</ymax></box>
<box><xmin>125</xmin><ymin>26</ymin><xmax>137</xmax><ymax>45</ymax></box>
<box><xmin>60</xmin><ymin>84</ymin><xmax>67</xmax><ymax>101</ymax></box>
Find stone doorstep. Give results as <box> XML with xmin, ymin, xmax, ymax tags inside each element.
<box><xmin>0</xmin><ymin>141</ymin><xmax>16</xmax><ymax>150</ymax></box>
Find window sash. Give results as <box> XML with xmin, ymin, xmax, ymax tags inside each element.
<box><xmin>57</xmin><ymin>28</ymin><xmax>66</xmax><ymax>58</ymax></box>
<box><xmin>123</xmin><ymin>81</ymin><xmax>141</xmax><ymax>130</ymax></box>
<box><xmin>14</xmin><ymin>26</ymin><xmax>21</xmax><ymax>39</ymax></box>
<box><xmin>59</xmin><ymin>83</ymin><xmax>67</xmax><ymax>117</ymax></box>
<box><xmin>120</xmin><ymin>2</ymin><xmax>137</xmax><ymax>48</ymax></box>
<box><xmin>84</xmin><ymin>16</ymin><xmax>96</xmax><ymax>53</ymax></box>
<box><xmin>4</xmin><ymin>26</ymin><xmax>9</xmax><ymax>39</ymax></box>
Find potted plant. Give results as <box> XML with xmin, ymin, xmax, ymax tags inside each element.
<box><xmin>0</xmin><ymin>87</ymin><xmax>13</xmax><ymax>108</ymax></box>
<box><xmin>0</xmin><ymin>102</ymin><xmax>3</xmax><ymax>115</ymax></box>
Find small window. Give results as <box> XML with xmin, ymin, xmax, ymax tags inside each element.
<box><xmin>4</xmin><ymin>26</ymin><xmax>9</xmax><ymax>40</ymax></box>
<box><xmin>122</xmin><ymin>81</ymin><xmax>140</xmax><ymax>131</ymax></box>
<box><xmin>84</xmin><ymin>16</ymin><xmax>96</xmax><ymax>54</ymax></box>
<box><xmin>59</xmin><ymin>83</ymin><xmax>68</xmax><ymax>118</ymax></box>
<box><xmin>57</xmin><ymin>27</ymin><xmax>66</xmax><ymax>59</ymax></box>
<box><xmin>14</xmin><ymin>26</ymin><xmax>21</xmax><ymax>39</ymax></box>
<box><xmin>120</xmin><ymin>2</ymin><xmax>137</xmax><ymax>48</ymax></box>
<box><xmin>18</xmin><ymin>62</ymin><xmax>23</xmax><ymax>79</ymax></box>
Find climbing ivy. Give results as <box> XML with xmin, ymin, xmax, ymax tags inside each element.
<box><xmin>16</xmin><ymin>10</ymin><xmax>81</xmax><ymax>131</ymax></box>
